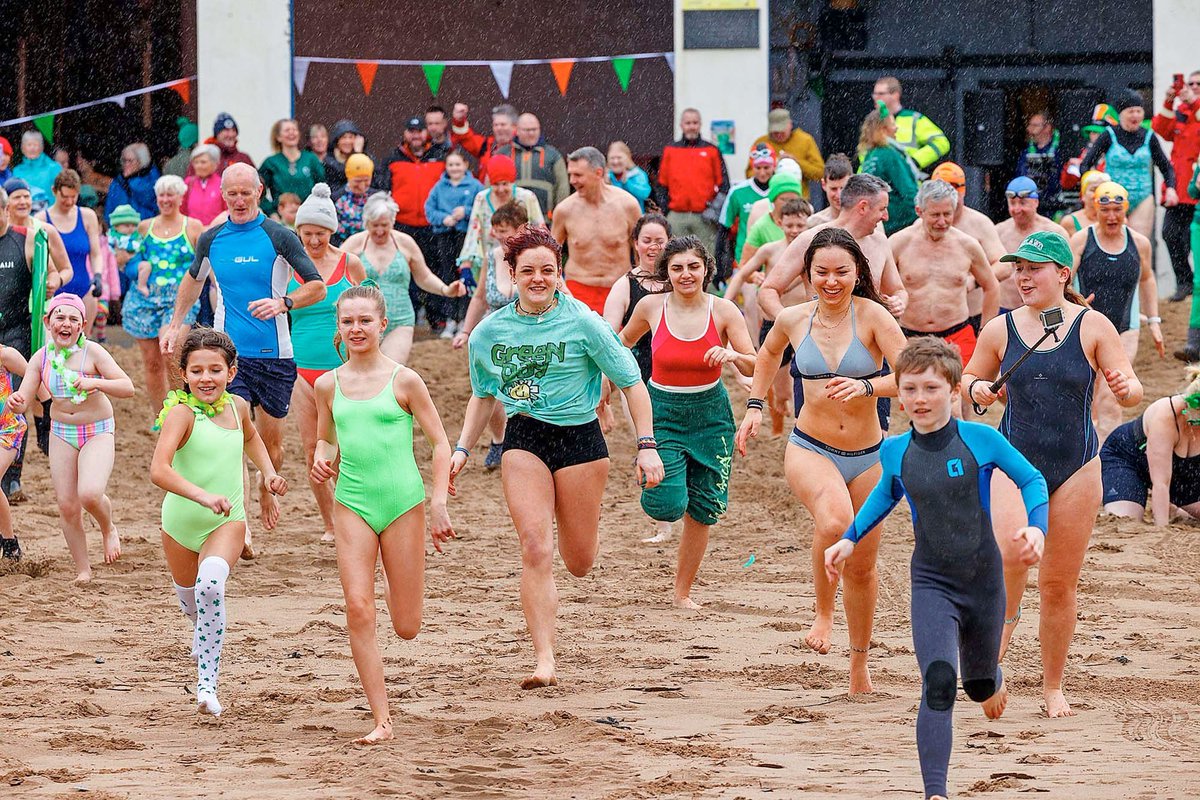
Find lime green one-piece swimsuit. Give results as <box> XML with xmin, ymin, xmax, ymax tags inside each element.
<box><xmin>332</xmin><ymin>365</ymin><xmax>425</xmax><ymax>534</ymax></box>
<box><xmin>161</xmin><ymin>406</ymin><xmax>245</xmax><ymax>552</ymax></box>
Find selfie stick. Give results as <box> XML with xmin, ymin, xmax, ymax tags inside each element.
<box><xmin>971</xmin><ymin>311</ymin><xmax>1063</xmax><ymax>416</ymax></box>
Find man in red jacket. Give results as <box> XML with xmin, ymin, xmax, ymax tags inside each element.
<box><xmin>657</xmin><ymin>108</ymin><xmax>729</xmax><ymax>253</ymax></box>
<box><xmin>1154</xmin><ymin>71</ymin><xmax>1200</xmax><ymax>302</ymax></box>
<box><xmin>450</xmin><ymin>102</ymin><xmax>518</xmax><ymax>181</ymax></box>
<box><xmin>378</xmin><ymin>116</ymin><xmax>449</xmax><ymax>328</ymax></box>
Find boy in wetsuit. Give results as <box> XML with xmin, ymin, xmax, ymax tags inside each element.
<box><xmin>825</xmin><ymin>337</ymin><xmax>1048</xmax><ymax>800</ymax></box>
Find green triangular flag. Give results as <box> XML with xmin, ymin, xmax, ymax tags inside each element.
<box><xmin>612</xmin><ymin>57</ymin><xmax>635</xmax><ymax>92</ymax></box>
<box><xmin>422</xmin><ymin>63</ymin><xmax>446</xmax><ymax>96</ymax></box>
<box><xmin>33</xmin><ymin>114</ymin><xmax>54</xmax><ymax>144</ymax></box>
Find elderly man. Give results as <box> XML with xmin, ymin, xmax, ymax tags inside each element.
<box><xmin>161</xmin><ymin>164</ymin><xmax>325</xmax><ymax>545</ymax></box>
<box><xmin>658</xmin><ymin>108</ymin><xmax>728</xmax><ymax>252</ymax></box>
<box><xmin>872</xmin><ymin>76</ymin><xmax>950</xmax><ymax>173</ymax></box>
<box><xmin>890</xmin><ymin>180</ymin><xmax>999</xmax><ymax>363</ymax></box>
<box><xmin>746</xmin><ymin>108</ymin><xmax>824</xmax><ymax>198</ymax></box>
<box><xmin>495</xmin><ymin>113</ymin><xmax>569</xmax><ymax>216</ymax></box>
<box><xmin>11</xmin><ymin>131</ymin><xmax>62</xmax><ymax>209</ymax></box>
<box><xmin>451</xmin><ymin>102</ymin><xmax>519</xmax><ymax>181</ymax></box>
<box><xmin>551</xmin><ymin>147</ymin><xmax>641</xmax><ymax>314</ymax></box>
<box><xmin>995</xmin><ymin>176</ymin><xmax>1061</xmax><ymax>312</ymax></box>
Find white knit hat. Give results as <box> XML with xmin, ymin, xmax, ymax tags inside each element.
<box><xmin>295</xmin><ymin>183</ymin><xmax>337</xmax><ymax>231</ymax></box>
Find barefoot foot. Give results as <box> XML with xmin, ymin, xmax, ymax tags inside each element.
<box><xmin>1044</xmin><ymin>688</ymin><xmax>1075</xmax><ymax>718</ymax></box>
<box><xmin>848</xmin><ymin>660</ymin><xmax>874</xmax><ymax>695</ymax></box>
<box><xmin>520</xmin><ymin>664</ymin><xmax>558</xmax><ymax>690</ymax></box>
<box><xmin>101</xmin><ymin>526</ymin><xmax>121</xmax><ymax>564</ymax></box>
<box><xmin>321</xmin><ymin>530</ymin><xmax>335</xmax><ymax>543</ymax></box>
<box><xmin>982</xmin><ymin>677</ymin><xmax>1008</xmax><ymax>720</ymax></box>
<box><xmin>72</xmin><ymin>571</ymin><xmax>92</xmax><ymax>586</ymax></box>
<box><xmin>673</xmin><ymin>596</ymin><xmax>702</xmax><ymax>610</ymax></box>
<box><xmin>353</xmin><ymin>721</ymin><xmax>393</xmax><ymax>745</ymax></box>
<box><xmin>804</xmin><ymin>616</ymin><xmax>833</xmax><ymax>655</ymax></box>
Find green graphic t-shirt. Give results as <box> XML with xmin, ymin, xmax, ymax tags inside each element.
<box><xmin>469</xmin><ymin>292</ymin><xmax>642</xmax><ymax>426</ymax></box>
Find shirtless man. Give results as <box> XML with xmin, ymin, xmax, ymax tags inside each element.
<box><xmin>928</xmin><ymin>162</ymin><xmax>1008</xmax><ymax>331</ymax></box>
<box><xmin>550</xmin><ymin>146</ymin><xmax>641</xmax><ymax>315</ymax></box>
<box><xmin>891</xmin><ymin>180</ymin><xmax>999</xmax><ymax>365</ymax></box>
<box><xmin>806</xmin><ymin>154</ymin><xmax>853</xmax><ymax>228</ymax></box>
<box><xmin>724</xmin><ymin>199</ymin><xmax>809</xmax><ymax>432</ymax></box>
<box><xmin>995</xmin><ymin>176</ymin><xmax>1061</xmax><ymax>312</ymax></box>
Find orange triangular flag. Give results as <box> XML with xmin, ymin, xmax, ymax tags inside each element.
<box><xmin>170</xmin><ymin>79</ymin><xmax>190</xmax><ymax>105</ymax></box>
<box><xmin>356</xmin><ymin>62</ymin><xmax>379</xmax><ymax>95</ymax></box>
<box><xmin>549</xmin><ymin>60</ymin><xmax>575</xmax><ymax>96</ymax></box>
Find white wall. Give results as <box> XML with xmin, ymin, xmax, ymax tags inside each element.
<box><xmin>673</xmin><ymin>2</ymin><xmax>769</xmax><ymax>179</ymax></box>
<box><xmin>196</xmin><ymin>0</ymin><xmax>293</xmax><ymax>165</ymax></box>
<box><xmin>1152</xmin><ymin>0</ymin><xmax>1200</xmax><ymax>294</ymax></box>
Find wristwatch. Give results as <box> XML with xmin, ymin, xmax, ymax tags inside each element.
<box><xmin>282</xmin><ymin>296</ymin><xmax>294</xmax><ymax>311</ymax></box>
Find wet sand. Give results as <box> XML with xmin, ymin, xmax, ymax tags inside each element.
<box><xmin>2</xmin><ymin>302</ymin><xmax>1198</xmax><ymax>799</ymax></box>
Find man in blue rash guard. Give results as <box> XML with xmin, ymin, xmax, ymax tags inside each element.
<box><xmin>825</xmin><ymin>337</ymin><xmax>1048</xmax><ymax>800</ymax></box>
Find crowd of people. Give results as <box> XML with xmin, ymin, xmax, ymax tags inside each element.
<box><xmin>1</xmin><ymin>71</ymin><xmax>1198</xmax><ymax>799</ymax></box>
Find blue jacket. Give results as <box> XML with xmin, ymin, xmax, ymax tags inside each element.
<box><xmin>12</xmin><ymin>154</ymin><xmax>62</xmax><ymax>207</ymax></box>
<box><xmin>608</xmin><ymin>166</ymin><xmax>651</xmax><ymax>211</ymax></box>
<box><xmin>105</xmin><ymin>165</ymin><xmax>161</xmax><ymax>223</ymax></box>
<box><xmin>424</xmin><ymin>172</ymin><xmax>484</xmax><ymax>234</ymax></box>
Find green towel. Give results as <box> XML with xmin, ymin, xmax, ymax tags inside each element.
<box><xmin>29</xmin><ymin>226</ymin><xmax>48</xmax><ymax>352</ymax></box>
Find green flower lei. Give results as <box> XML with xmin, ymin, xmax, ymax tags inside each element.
<box><xmin>47</xmin><ymin>335</ymin><xmax>88</xmax><ymax>405</ymax></box>
<box><xmin>154</xmin><ymin>389</ymin><xmax>233</xmax><ymax>431</ymax></box>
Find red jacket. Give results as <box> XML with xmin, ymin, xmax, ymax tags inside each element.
<box><xmin>1152</xmin><ymin>99</ymin><xmax>1200</xmax><ymax>203</ymax></box>
<box><xmin>450</xmin><ymin>123</ymin><xmax>500</xmax><ymax>181</ymax></box>
<box><xmin>379</xmin><ymin>142</ymin><xmax>448</xmax><ymax>227</ymax></box>
<box><xmin>658</xmin><ymin>137</ymin><xmax>727</xmax><ymax>213</ymax></box>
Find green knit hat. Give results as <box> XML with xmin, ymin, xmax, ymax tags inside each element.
<box><xmin>177</xmin><ymin>117</ymin><xmax>198</xmax><ymax>150</ymax></box>
<box><xmin>109</xmin><ymin>204</ymin><xmax>141</xmax><ymax>227</ymax></box>
<box><xmin>768</xmin><ymin>173</ymin><xmax>804</xmax><ymax>202</ymax></box>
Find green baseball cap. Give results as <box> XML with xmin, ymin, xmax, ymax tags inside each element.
<box><xmin>999</xmin><ymin>230</ymin><xmax>1072</xmax><ymax>269</ymax></box>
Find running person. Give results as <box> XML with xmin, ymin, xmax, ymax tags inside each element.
<box><xmin>618</xmin><ymin>236</ymin><xmax>755</xmax><ymax>607</ymax></box>
<box><xmin>289</xmin><ymin>184</ymin><xmax>366</xmax><ymax>543</ymax></box>
<box><xmin>311</xmin><ymin>284</ymin><xmax>456</xmax><ymax>744</ymax></box>
<box><xmin>827</xmin><ymin>337</ymin><xmax>1047</xmax><ymax>800</ymax></box>
<box><xmin>39</xmin><ymin>170</ymin><xmax>102</xmax><ymax>330</ymax></box>
<box><xmin>452</xmin><ymin>201</ymin><xmax>530</xmax><ymax>471</ymax></box>
<box><xmin>450</xmin><ymin>225</ymin><xmax>664</xmax><ymax>689</ymax></box>
<box><xmin>7</xmin><ymin>294</ymin><xmax>135</xmax><ymax>583</ymax></box>
<box><xmin>0</xmin><ymin>346</ymin><xmax>28</xmax><ymax>560</ymax></box>
<box><xmin>341</xmin><ymin>193</ymin><xmax>466</xmax><ymax>364</ymax></box>
<box><xmin>1069</xmin><ymin>180</ymin><xmax>1163</xmax><ymax>441</ymax></box>
<box><xmin>736</xmin><ymin>228</ymin><xmax>907</xmax><ymax>694</ymax></box>
<box><xmin>1059</xmin><ymin>170</ymin><xmax>1109</xmax><ymax>236</ymax></box>
<box><xmin>964</xmin><ymin>230</ymin><xmax>1143</xmax><ymax>717</ymax></box>
<box><xmin>151</xmin><ymin>329</ymin><xmax>288</xmax><ymax>716</ymax></box>
<box><xmin>1101</xmin><ymin>367</ymin><xmax>1200</xmax><ymax>527</ymax></box>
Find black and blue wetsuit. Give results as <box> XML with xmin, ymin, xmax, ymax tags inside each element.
<box><xmin>843</xmin><ymin>418</ymin><xmax>1049</xmax><ymax>800</ymax></box>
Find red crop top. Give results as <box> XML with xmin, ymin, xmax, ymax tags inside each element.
<box><xmin>650</xmin><ymin>296</ymin><xmax>724</xmax><ymax>388</ymax></box>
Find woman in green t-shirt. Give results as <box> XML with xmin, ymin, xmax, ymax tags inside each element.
<box><xmin>450</xmin><ymin>224</ymin><xmax>664</xmax><ymax>691</ymax></box>
<box><xmin>258</xmin><ymin>118</ymin><xmax>325</xmax><ymax>216</ymax></box>
<box><xmin>859</xmin><ymin>107</ymin><xmax>918</xmax><ymax>235</ymax></box>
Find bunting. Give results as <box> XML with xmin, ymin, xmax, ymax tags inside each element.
<box><xmin>489</xmin><ymin>61</ymin><xmax>513</xmax><ymax>99</ymax></box>
<box><xmin>170</xmin><ymin>79</ymin><xmax>191</xmax><ymax>105</ymax></box>
<box><xmin>33</xmin><ymin>115</ymin><xmax>54</xmax><ymax>144</ymax></box>
<box><xmin>611</xmin><ymin>57</ymin><xmax>635</xmax><ymax>92</ymax></box>
<box><xmin>0</xmin><ymin>76</ymin><xmax>198</xmax><ymax>128</ymax></box>
<box><xmin>356</xmin><ymin>61</ymin><xmax>379</xmax><ymax>95</ymax></box>
<box><xmin>422</xmin><ymin>63</ymin><xmax>446</xmax><ymax>96</ymax></box>
<box><xmin>550</xmin><ymin>60</ymin><xmax>575</xmax><ymax>97</ymax></box>
<box><xmin>293</xmin><ymin>57</ymin><xmax>311</xmax><ymax>95</ymax></box>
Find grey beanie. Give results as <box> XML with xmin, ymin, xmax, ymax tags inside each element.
<box><xmin>295</xmin><ymin>183</ymin><xmax>337</xmax><ymax>231</ymax></box>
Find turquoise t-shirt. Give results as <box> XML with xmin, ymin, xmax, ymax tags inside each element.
<box><xmin>469</xmin><ymin>292</ymin><xmax>641</xmax><ymax>426</ymax></box>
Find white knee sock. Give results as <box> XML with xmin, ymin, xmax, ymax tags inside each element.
<box><xmin>194</xmin><ymin>557</ymin><xmax>230</xmax><ymax>715</ymax></box>
<box><xmin>173</xmin><ymin>582</ymin><xmax>197</xmax><ymax>623</ymax></box>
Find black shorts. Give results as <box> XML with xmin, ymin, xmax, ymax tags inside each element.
<box><xmin>228</xmin><ymin>357</ymin><xmax>296</xmax><ymax>419</ymax></box>
<box><xmin>503</xmin><ymin>414</ymin><xmax>608</xmax><ymax>473</ymax></box>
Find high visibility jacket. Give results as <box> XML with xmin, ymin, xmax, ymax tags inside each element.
<box><xmin>893</xmin><ymin>108</ymin><xmax>950</xmax><ymax>171</ymax></box>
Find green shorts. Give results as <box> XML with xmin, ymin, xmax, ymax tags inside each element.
<box><xmin>641</xmin><ymin>382</ymin><xmax>735</xmax><ymax>526</ymax></box>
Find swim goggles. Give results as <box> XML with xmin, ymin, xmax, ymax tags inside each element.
<box><xmin>1095</xmin><ymin>193</ymin><xmax>1128</xmax><ymax>206</ymax></box>
<box><xmin>1005</xmin><ymin>189</ymin><xmax>1036</xmax><ymax>199</ymax></box>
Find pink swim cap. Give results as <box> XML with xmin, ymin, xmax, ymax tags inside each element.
<box><xmin>46</xmin><ymin>293</ymin><xmax>87</xmax><ymax>320</ymax></box>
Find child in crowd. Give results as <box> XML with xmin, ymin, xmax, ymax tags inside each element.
<box><xmin>275</xmin><ymin>193</ymin><xmax>302</xmax><ymax>229</ymax></box>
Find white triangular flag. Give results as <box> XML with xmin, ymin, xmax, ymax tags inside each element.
<box><xmin>489</xmin><ymin>61</ymin><xmax>514</xmax><ymax>99</ymax></box>
<box><xmin>112</xmin><ymin>95</ymin><xmax>126</xmax><ymax>108</ymax></box>
<box><xmin>664</xmin><ymin>53</ymin><xmax>675</xmax><ymax>73</ymax></box>
<box><xmin>293</xmin><ymin>58</ymin><xmax>311</xmax><ymax>95</ymax></box>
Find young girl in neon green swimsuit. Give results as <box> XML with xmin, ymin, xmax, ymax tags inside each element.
<box><xmin>151</xmin><ymin>329</ymin><xmax>288</xmax><ymax>717</ymax></box>
<box><xmin>310</xmin><ymin>284</ymin><xmax>457</xmax><ymax>745</ymax></box>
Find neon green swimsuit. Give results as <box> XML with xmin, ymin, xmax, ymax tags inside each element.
<box><xmin>161</xmin><ymin>404</ymin><xmax>245</xmax><ymax>552</ymax></box>
<box><xmin>332</xmin><ymin>365</ymin><xmax>425</xmax><ymax>534</ymax></box>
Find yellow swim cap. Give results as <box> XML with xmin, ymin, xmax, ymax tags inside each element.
<box><xmin>1093</xmin><ymin>181</ymin><xmax>1129</xmax><ymax>207</ymax></box>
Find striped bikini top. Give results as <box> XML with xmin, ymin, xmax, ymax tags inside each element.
<box><xmin>792</xmin><ymin>300</ymin><xmax>881</xmax><ymax>381</ymax></box>
<box><xmin>41</xmin><ymin>339</ymin><xmax>101</xmax><ymax>400</ymax></box>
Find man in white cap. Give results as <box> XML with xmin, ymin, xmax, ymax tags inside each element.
<box><xmin>747</xmin><ymin>108</ymin><xmax>824</xmax><ymax>198</ymax></box>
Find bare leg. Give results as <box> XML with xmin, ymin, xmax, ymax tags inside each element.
<box><xmin>291</xmin><ymin>378</ymin><xmax>336</xmax><ymax>541</ymax></box>
<box><xmin>76</xmin><ymin>433</ymin><xmax>118</xmax><ymax>563</ymax></box>
<box><xmin>672</xmin><ymin>513</ymin><xmax>709</xmax><ymax>609</ymax></box>
<box><xmin>251</xmin><ymin>411</ymin><xmax>286</xmax><ymax>535</ymax></box>
<box><xmin>1126</xmin><ymin>197</ymin><xmax>1155</xmax><ymax>241</ymax></box>
<box><xmin>989</xmin><ymin>470</ymin><xmax>1030</xmax><ymax>661</ymax></box>
<box><xmin>332</xmin><ymin>504</ymin><xmax>393</xmax><ymax>744</ymax></box>
<box><xmin>138</xmin><ymin>338</ymin><xmax>170</xmax><ymax>417</ymax></box>
<box><xmin>843</xmin><ymin>465</ymin><xmax>883</xmax><ymax>695</ymax></box>
<box><xmin>380</xmin><ymin>327</ymin><xmax>415</xmax><ymax>365</ymax></box>
<box><xmin>487</xmin><ymin>402</ymin><xmax>507</xmax><ymax>445</ymax></box>
<box><xmin>49</xmin><ymin>436</ymin><xmax>90</xmax><ymax>582</ymax></box>
<box><xmin>0</xmin><ymin>448</ymin><xmax>18</xmax><ymax>539</ymax></box>
<box><xmin>1103</xmin><ymin>500</ymin><xmax>1146</xmax><ymax>520</ymax></box>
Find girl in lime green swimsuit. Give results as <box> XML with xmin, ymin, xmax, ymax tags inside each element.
<box><xmin>310</xmin><ymin>284</ymin><xmax>457</xmax><ymax>745</ymax></box>
<box><xmin>151</xmin><ymin>329</ymin><xmax>288</xmax><ymax>718</ymax></box>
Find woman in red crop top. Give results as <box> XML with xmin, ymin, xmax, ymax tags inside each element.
<box><xmin>617</xmin><ymin>236</ymin><xmax>756</xmax><ymax>608</ymax></box>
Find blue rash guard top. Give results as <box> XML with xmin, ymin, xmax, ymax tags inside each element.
<box><xmin>188</xmin><ymin>213</ymin><xmax>320</xmax><ymax>359</ymax></box>
<box><xmin>843</xmin><ymin>418</ymin><xmax>1049</xmax><ymax>574</ymax></box>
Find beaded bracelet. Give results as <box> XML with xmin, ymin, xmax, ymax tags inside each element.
<box><xmin>746</xmin><ymin>398</ymin><xmax>765</xmax><ymax>411</ymax></box>
<box><xmin>637</xmin><ymin>436</ymin><xmax>658</xmax><ymax>451</ymax></box>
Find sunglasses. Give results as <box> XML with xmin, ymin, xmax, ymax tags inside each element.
<box><xmin>1006</xmin><ymin>189</ymin><xmax>1036</xmax><ymax>199</ymax></box>
<box><xmin>1188</xmin><ymin>81</ymin><xmax>1200</xmax><ymax>87</ymax></box>
<box><xmin>1096</xmin><ymin>194</ymin><xmax>1127</xmax><ymax>205</ymax></box>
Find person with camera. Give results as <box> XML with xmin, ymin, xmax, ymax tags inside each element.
<box><xmin>1153</xmin><ymin>71</ymin><xmax>1200</xmax><ymax>303</ymax></box>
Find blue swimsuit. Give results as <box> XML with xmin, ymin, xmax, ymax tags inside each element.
<box><xmin>844</xmin><ymin>418</ymin><xmax>1049</xmax><ymax>799</ymax></box>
